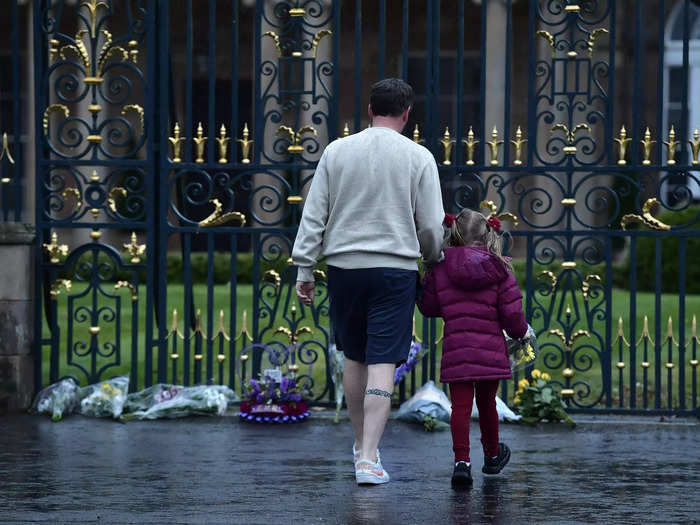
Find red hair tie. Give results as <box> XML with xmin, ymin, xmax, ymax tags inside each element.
<box><xmin>444</xmin><ymin>213</ymin><xmax>456</xmax><ymax>227</ymax></box>
<box><xmin>487</xmin><ymin>216</ymin><xmax>501</xmax><ymax>232</ymax></box>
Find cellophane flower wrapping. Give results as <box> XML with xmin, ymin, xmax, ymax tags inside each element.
<box><xmin>31</xmin><ymin>378</ymin><xmax>80</xmax><ymax>421</ymax></box>
<box><xmin>505</xmin><ymin>325</ymin><xmax>539</xmax><ymax>372</ymax></box>
<box><xmin>397</xmin><ymin>381</ymin><xmax>451</xmax><ymax>431</ymax></box>
<box><xmin>121</xmin><ymin>385</ymin><xmax>238</xmax><ymax>421</ymax></box>
<box><xmin>78</xmin><ymin>376</ymin><xmax>129</xmax><ymax>419</ymax></box>
<box><xmin>328</xmin><ymin>344</ymin><xmax>345</xmax><ymax>422</ymax></box>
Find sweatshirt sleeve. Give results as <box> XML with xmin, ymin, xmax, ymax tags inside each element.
<box><xmin>292</xmin><ymin>148</ymin><xmax>330</xmax><ymax>282</ymax></box>
<box><xmin>498</xmin><ymin>272</ymin><xmax>528</xmax><ymax>340</ymax></box>
<box><xmin>415</xmin><ymin>158</ymin><xmax>445</xmax><ymax>266</ymax></box>
<box><xmin>416</xmin><ymin>268</ymin><xmax>441</xmax><ymax>318</ymax></box>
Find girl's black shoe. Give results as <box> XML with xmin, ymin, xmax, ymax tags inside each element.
<box><xmin>451</xmin><ymin>461</ymin><xmax>473</xmax><ymax>488</ymax></box>
<box><xmin>482</xmin><ymin>443</ymin><xmax>511</xmax><ymax>474</ymax></box>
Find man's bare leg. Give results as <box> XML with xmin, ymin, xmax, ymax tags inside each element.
<box><xmin>360</xmin><ymin>363</ymin><xmax>395</xmax><ymax>463</ymax></box>
<box><xmin>343</xmin><ymin>357</ymin><xmax>368</xmax><ymax>453</ymax></box>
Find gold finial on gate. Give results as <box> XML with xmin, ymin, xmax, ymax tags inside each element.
<box><xmin>217</xmin><ymin>124</ymin><xmax>230</xmax><ymax>164</ymax></box>
<box><xmin>114</xmin><ymin>280</ymin><xmax>138</xmax><ymax>302</ymax></box>
<box><xmin>81</xmin><ymin>0</ymin><xmax>108</xmax><ymax>38</ymax></box>
<box><xmin>510</xmin><ymin>126</ymin><xmax>527</xmax><ymax>166</ymax></box>
<box><xmin>614</xmin><ymin>125</ymin><xmax>631</xmax><ymax>165</ymax></box>
<box><xmin>587</xmin><ymin>28</ymin><xmax>609</xmax><ymax>58</ymax></box>
<box><xmin>536</xmin><ymin>31</ymin><xmax>555</xmax><ymax>57</ymax></box>
<box><xmin>194</xmin><ymin>122</ymin><xmax>207</xmax><ymax>163</ymax></box>
<box><xmin>689</xmin><ymin>129</ymin><xmax>700</xmax><ymax>166</ymax></box>
<box><xmin>663</xmin><ymin>126</ymin><xmax>679</xmax><ymax>166</ymax></box>
<box><xmin>262</xmin><ymin>31</ymin><xmax>283</xmax><ymax>57</ymax></box>
<box><xmin>440</xmin><ymin>127</ymin><xmax>455</xmax><ymax>165</ymax></box>
<box><xmin>413</xmin><ymin>124</ymin><xmax>424</xmax><ymax>144</ymax></box>
<box><xmin>43</xmin><ymin>232</ymin><xmax>69</xmax><ymax>264</ymax></box>
<box><xmin>168</xmin><ymin>123</ymin><xmax>185</xmax><ymax>163</ymax></box>
<box><xmin>128</xmin><ymin>40</ymin><xmax>139</xmax><ymax>63</ymax></box>
<box><xmin>237</xmin><ymin>123</ymin><xmax>254</xmax><ymax>164</ymax></box>
<box><xmin>123</xmin><ymin>231</ymin><xmax>146</xmax><ymax>264</ymax></box>
<box><xmin>236</xmin><ymin>310</ymin><xmax>253</xmax><ymax>343</ymax></box>
<box><xmin>463</xmin><ymin>127</ymin><xmax>479</xmax><ymax>165</ymax></box>
<box><xmin>640</xmin><ymin>127</ymin><xmax>655</xmax><ymax>165</ymax></box>
<box><xmin>214</xmin><ymin>309</ymin><xmax>230</xmax><ymax>343</ymax></box>
<box><xmin>551</xmin><ymin>123</ymin><xmax>590</xmax><ymax>155</ymax></box>
<box><xmin>311</xmin><ymin>30</ymin><xmax>332</xmax><ymax>58</ymax></box>
<box><xmin>487</xmin><ymin>126</ymin><xmax>503</xmax><ymax>166</ymax></box>
<box><xmin>343</xmin><ymin>123</ymin><xmax>350</xmax><ymax>137</ymax></box>
<box><xmin>0</xmin><ymin>133</ymin><xmax>15</xmax><ymax>176</ymax></box>
<box><xmin>277</xmin><ymin>125</ymin><xmax>317</xmax><ymax>155</ymax></box>
<box><xmin>49</xmin><ymin>279</ymin><xmax>72</xmax><ymax>299</ymax></box>
<box><xmin>620</xmin><ymin>198</ymin><xmax>671</xmax><ymax>231</ymax></box>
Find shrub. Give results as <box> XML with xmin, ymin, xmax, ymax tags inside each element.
<box><xmin>633</xmin><ymin>205</ymin><xmax>700</xmax><ymax>293</ymax></box>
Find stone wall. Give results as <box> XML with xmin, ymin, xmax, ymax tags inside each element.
<box><xmin>0</xmin><ymin>223</ymin><xmax>35</xmax><ymax>413</ymax></box>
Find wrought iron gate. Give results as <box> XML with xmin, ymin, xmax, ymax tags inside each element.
<box><xmin>24</xmin><ymin>0</ymin><xmax>700</xmax><ymax>415</ymax></box>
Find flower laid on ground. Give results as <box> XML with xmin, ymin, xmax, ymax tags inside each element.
<box><xmin>513</xmin><ymin>369</ymin><xmax>575</xmax><ymax>427</ymax></box>
<box><xmin>79</xmin><ymin>376</ymin><xmax>129</xmax><ymax>419</ymax></box>
<box><xmin>120</xmin><ymin>384</ymin><xmax>238</xmax><ymax>421</ymax></box>
<box><xmin>31</xmin><ymin>378</ymin><xmax>80</xmax><ymax>421</ymax></box>
<box><xmin>239</xmin><ymin>372</ymin><xmax>311</xmax><ymax>424</ymax></box>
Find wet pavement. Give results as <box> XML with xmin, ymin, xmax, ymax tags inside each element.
<box><xmin>0</xmin><ymin>412</ymin><xmax>698</xmax><ymax>524</ymax></box>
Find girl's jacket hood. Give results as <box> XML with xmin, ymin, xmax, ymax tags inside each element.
<box><xmin>444</xmin><ymin>246</ymin><xmax>508</xmax><ymax>290</ymax></box>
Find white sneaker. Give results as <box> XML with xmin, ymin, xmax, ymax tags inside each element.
<box><xmin>355</xmin><ymin>459</ymin><xmax>390</xmax><ymax>485</ymax></box>
<box><xmin>352</xmin><ymin>445</ymin><xmax>380</xmax><ymax>465</ymax></box>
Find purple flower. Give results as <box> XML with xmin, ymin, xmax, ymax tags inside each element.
<box><xmin>280</xmin><ymin>376</ymin><xmax>291</xmax><ymax>393</ymax></box>
<box><xmin>288</xmin><ymin>393</ymin><xmax>302</xmax><ymax>402</ymax></box>
<box><xmin>249</xmin><ymin>379</ymin><xmax>261</xmax><ymax>393</ymax></box>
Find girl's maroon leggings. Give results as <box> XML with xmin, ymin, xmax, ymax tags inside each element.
<box><xmin>449</xmin><ymin>380</ymin><xmax>500</xmax><ymax>462</ymax></box>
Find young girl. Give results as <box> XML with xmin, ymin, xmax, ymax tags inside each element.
<box><xmin>417</xmin><ymin>208</ymin><xmax>527</xmax><ymax>488</ymax></box>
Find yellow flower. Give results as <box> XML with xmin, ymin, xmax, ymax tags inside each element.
<box><xmin>541</xmin><ymin>372</ymin><xmax>551</xmax><ymax>381</ymax></box>
<box><xmin>531</xmin><ymin>369</ymin><xmax>541</xmax><ymax>379</ymax></box>
<box><xmin>525</xmin><ymin>345</ymin><xmax>536</xmax><ymax>361</ymax></box>
<box><xmin>517</xmin><ymin>387</ymin><xmax>524</xmax><ymax>395</ymax></box>
<box><xmin>513</xmin><ymin>395</ymin><xmax>521</xmax><ymax>405</ymax></box>
<box><xmin>518</xmin><ymin>378</ymin><xmax>529</xmax><ymax>389</ymax></box>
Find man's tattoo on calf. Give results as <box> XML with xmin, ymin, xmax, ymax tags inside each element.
<box><xmin>366</xmin><ymin>388</ymin><xmax>392</xmax><ymax>398</ymax></box>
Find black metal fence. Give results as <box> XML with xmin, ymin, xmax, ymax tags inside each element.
<box><xmin>3</xmin><ymin>0</ymin><xmax>698</xmax><ymax>415</ymax></box>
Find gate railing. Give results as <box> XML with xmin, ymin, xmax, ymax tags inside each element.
<box><xmin>5</xmin><ymin>0</ymin><xmax>698</xmax><ymax>415</ymax></box>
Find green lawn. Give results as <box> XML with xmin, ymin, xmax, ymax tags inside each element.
<box><xmin>41</xmin><ymin>283</ymin><xmax>700</xmax><ymax>409</ymax></box>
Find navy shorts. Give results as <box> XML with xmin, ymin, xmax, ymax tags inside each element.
<box><xmin>328</xmin><ymin>265</ymin><xmax>418</xmax><ymax>365</ymax></box>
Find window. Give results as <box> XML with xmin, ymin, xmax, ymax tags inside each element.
<box><xmin>663</xmin><ymin>1</ymin><xmax>700</xmax><ymax>200</ymax></box>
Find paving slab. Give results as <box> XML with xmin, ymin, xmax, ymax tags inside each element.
<box><xmin>0</xmin><ymin>413</ymin><xmax>698</xmax><ymax>524</ymax></box>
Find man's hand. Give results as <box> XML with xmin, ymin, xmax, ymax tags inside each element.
<box><xmin>296</xmin><ymin>281</ymin><xmax>316</xmax><ymax>306</ymax></box>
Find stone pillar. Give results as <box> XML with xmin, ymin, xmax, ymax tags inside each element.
<box><xmin>484</xmin><ymin>0</ymin><xmax>507</xmax><ymax>143</ymax></box>
<box><xmin>0</xmin><ymin>223</ymin><xmax>35</xmax><ymax>413</ymax></box>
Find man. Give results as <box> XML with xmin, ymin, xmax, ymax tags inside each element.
<box><xmin>292</xmin><ymin>78</ymin><xmax>444</xmax><ymax>485</ymax></box>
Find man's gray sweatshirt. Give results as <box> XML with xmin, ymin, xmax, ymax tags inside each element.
<box><xmin>292</xmin><ymin>126</ymin><xmax>445</xmax><ymax>282</ymax></box>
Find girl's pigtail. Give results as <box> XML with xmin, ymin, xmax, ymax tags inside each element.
<box><xmin>485</xmin><ymin>221</ymin><xmax>513</xmax><ymax>272</ymax></box>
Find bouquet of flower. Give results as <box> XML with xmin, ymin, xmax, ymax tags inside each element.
<box><xmin>504</xmin><ymin>324</ymin><xmax>539</xmax><ymax>372</ymax></box>
<box><xmin>78</xmin><ymin>376</ymin><xmax>129</xmax><ymax>419</ymax></box>
<box><xmin>328</xmin><ymin>343</ymin><xmax>345</xmax><ymax>423</ymax></box>
<box><xmin>121</xmin><ymin>384</ymin><xmax>238</xmax><ymax>421</ymax></box>
<box><xmin>30</xmin><ymin>378</ymin><xmax>80</xmax><ymax>421</ymax></box>
<box><xmin>513</xmin><ymin>369</ymin><xmax>575</xmax><ymax>426</ymax></box>
<box><xmin>394</xmin><ymin>340</ymin><xmax>427</xmax><ymax>385</ymax></box>
<box><xmin>396</xmin><ymin>381</ymin><xmax>451</xmax><ymax>432</ymax></box>
<box><xmin>239</xmin><ymin>372</ymin><xmax>310</xmax><ymax>423</ymax></box>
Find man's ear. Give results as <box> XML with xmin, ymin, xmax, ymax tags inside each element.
<box><xmin>367</xmin><ymin>104</ymin><xmax>373</xmax><ymax>120</ymax></box>
<box><xmin>402</xmin><ymin>106</ymin><xmax>411</xmax><ymax>123</ymax></box>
